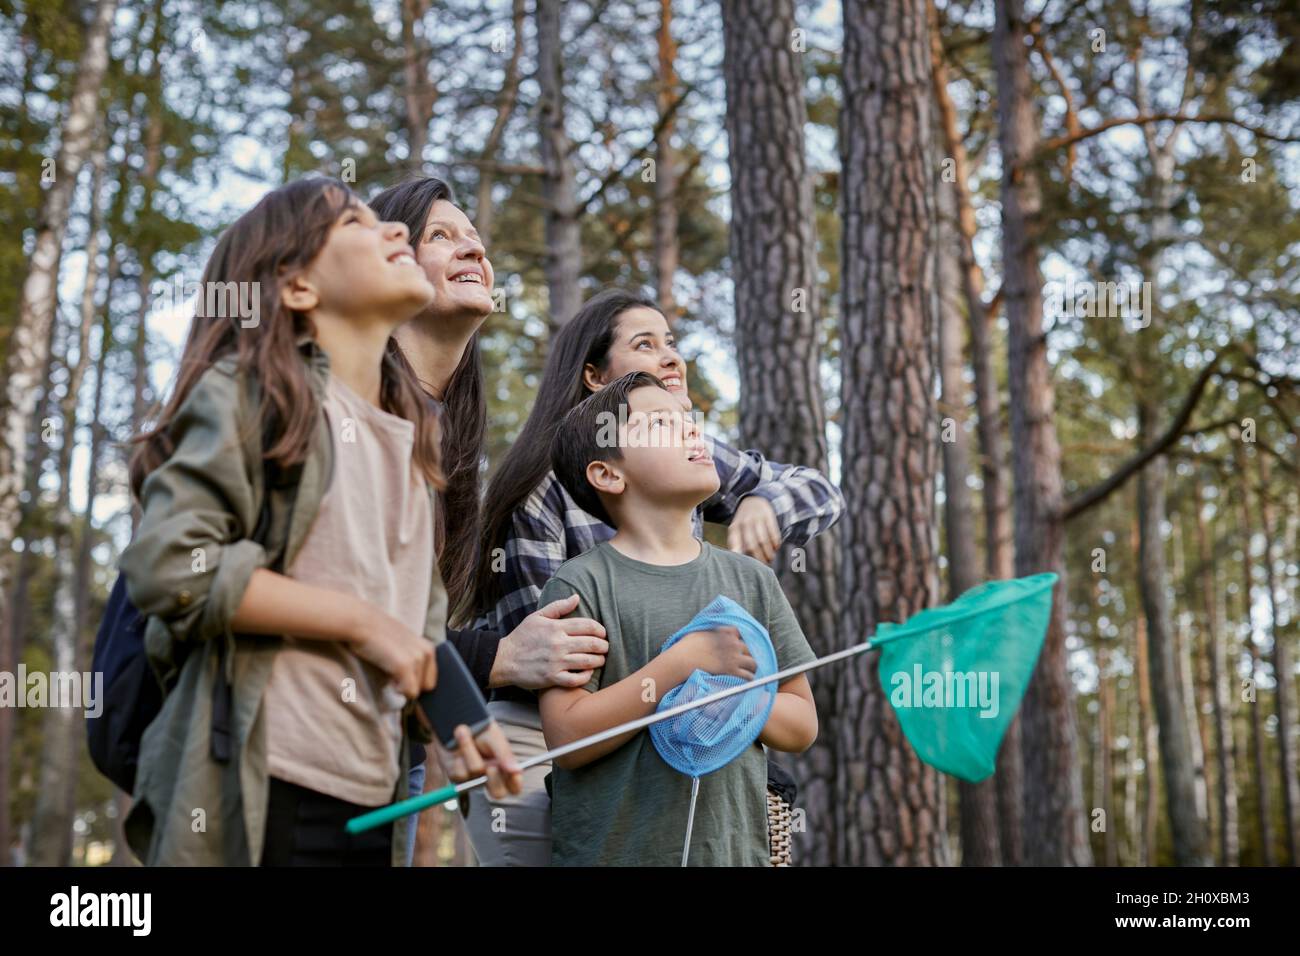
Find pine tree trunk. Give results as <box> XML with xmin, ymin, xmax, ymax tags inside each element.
<box><xmin>0</xmin><ymin>0</ymin><xmax>119</xmax><ymax>626</ymax></box>
<box><xmin>936</xmin><ymin>152</ymin><xmax>1000</xmax><ymax>866</ymax></box>
<box><xmin>28</xmin><ymin>140</ymin><xmax>108</xmax><ymax>865</ymax></box>
<box><xmin>721</xmin><ymin>0</ymin><xmax>840</xmax><ymax>866</ymax></box>
<box><xmin>1234</xmin><ymin>443</ymin><xmax>1274</xmax><ymax>865</ymax></box>
<box><xmin>1255</xmin><ymin>451</ymin><xmax>1299</xmax><ymax>864</ymax></box>
<box><xmin>1136</xmin><ymin>413</ymin><xmax>1211</xmax><ymax>865</ymax></box>
<box><xmin>1123</xmin><ymin>673</ymin><xmax>1139</xmax><ymax>864</ymax></box>
<box><xmin>654</xmin><ymin>0</ymin><xmax>680</xmax><ymax>319</ymax></box>
<box><xmin>1132</xmin><ymin>573</ymin><xmax>1158</xmax><ymax>866</ymax></box>
<box><xmin>1097</xmin><ymin>642</ymin><xmax>1118</xmax><ymax>865</ymax></box>
<box><xmin>926</xmin><ymin>1</ymin><xmax>1024</xmax><ymax>863</ymax></box>
<box><xmin>400</xmin><ymin>0</ymin><xmax>433</xmax><ymax>171</ymax></box>
<box><xmin>1194</xmin><ymin>471</ymin><xmax>1239</xmax><ymax>864</ymax></box>
<box><xmin>991</xmin><ymin>0</ymin><xmax>1091</xmax><ymax>866</ymax></box>
<box><xmin>535</xmin><ymin>0</ymin><xmax>581</xmax><ymax>327</ymax></box>
<box><xmin>473</xmin><ymin>0</ymin><xmax>525</xmax><ymax>249</ymax></box>
<box><xmin>1170</xmin><ymin>518</ymin><xmax>1210</xmax><ymax>829</ymax></box>
<box><xmin>836</xmin><ymin>0</ymin><xmax>946</xmax><ymax>866</ymax></box>
<box><xmin>5</xmin><ymin>338</ymin><xmax>58</xmax><ymax>661</ymax></box>
<box><xmin>0</xmin><ymin>328</ymin><xmax>61</xmax><ymax>865</ymax></box>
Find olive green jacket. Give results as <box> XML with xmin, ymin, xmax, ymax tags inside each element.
<box><xmin>119</xmin><ymin>336</ymin><xmax>445</xmax><ymax>866</ymax></box>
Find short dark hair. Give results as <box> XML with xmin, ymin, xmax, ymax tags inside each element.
<box><xmin>550</xmin><ymin>371</ymin><xmax>669</xmax><ymax>528</ymax></box>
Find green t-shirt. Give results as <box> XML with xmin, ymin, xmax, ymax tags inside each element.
<box><xmin>538</xmin><ymin>539</ymin><xmax>816</xmax><ymax>867</ymax></box>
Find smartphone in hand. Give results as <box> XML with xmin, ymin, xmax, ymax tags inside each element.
<box><xmin>415</xmin><ymin>643</ymin><xmax>491</xmax><ymax>749</ymax></box>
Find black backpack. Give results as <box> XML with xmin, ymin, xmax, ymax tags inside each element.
<box><xmin>87</xmin><ymin>432</ymin><xmax>299</xmax><ymax>793</ymax></box>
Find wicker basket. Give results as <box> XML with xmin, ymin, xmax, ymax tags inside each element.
<box><xmin>766</xmin><ymin>785</ymin><xmax>793</xmax><ymax>866</ymax></box>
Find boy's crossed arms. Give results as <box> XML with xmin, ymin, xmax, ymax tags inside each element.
<box><xmin>538</xmin><ymin>585</ymin><xmax>817</xmax><ymax>769</ymax></box>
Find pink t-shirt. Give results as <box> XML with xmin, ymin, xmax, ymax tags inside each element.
<box><xmin>264</xmin><ymin>374</ymin><xmax>434</xmax><ymax>807</ymax></box>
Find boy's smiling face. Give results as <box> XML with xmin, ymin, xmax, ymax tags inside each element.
<box><xmin>589</xmin><ymin>384</ymin><xmax>720</xmax><ymax>518</ymax></box>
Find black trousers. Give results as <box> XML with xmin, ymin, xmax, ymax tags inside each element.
<box><xmin>261</xmin><ymin>777</ymin><xmax>394</xmax><ymax>867</ymax></box>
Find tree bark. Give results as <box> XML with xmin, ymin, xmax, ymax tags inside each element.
<box><xmin>28</xmin><ymin>138</ymin><xmax>109</xmax><ymax>865</ymax></box>
<box><xmin>1233</xmin><ymin>442</ymin><xmax>1275</xmax><ymax>865</ymax></box>
<box><xmin>473</xmin><ymin>0</ymin><xmax>525</xmax><ymax>249</ymax></box>
<box><xmin>721</xmin><ymin>0</ymin><xmax>839</xmax><ymax>866</ymax></box>
<box><xmin>930</xmin><ymin>0</ymin><xmax>1023</xmax><ymax>861</ymax></box>
<box><xmin>1254</xmin><ymin>449</ymin><xmax>1297</xmax><ymax>862</ymax></box>
<box><xmin>1170</xmin><ymin>516</ymin><xmax>1210</xmax><ymax>830</ymax></box>
<box><xmin>836</xmin><ymin>0</ymin><xmax>946</xmax><ymax>866</ymax></box>
<box><xmin>1136</xmin><ymin>411</ymin><xmax>1212</xmax><ymax>865</ymax></box>
<box><xmin>654</xmin><ymin>0</ymin><xmax>680</xmax><ymax>319</ymax></box>
<box><xmin>535</xmin><ymin>0</ymin><xmax>582</xmax><ymax>327</ymax></box>
<box><xmin>0</xmin><ymin>0</ymin><xmax>119</xmax><ymax>687</ymax></box>
<box><xmin>0</xmin><ymin>315</ymin><xmax>62</xmax><ymax>866</ymax></box>
<box><xmin>1132</xmin><ymin>558</ymin><xmax>1158</xmax><ymax>866</ymax></box>
<box><xmin>1096</xmin><ymin>640</ymin><xmax>1118</xmax><ymax>865</ymax></box>
<box><xmin>1123</xmin><ymin>666</ymin><xmax>1139</xmax><ymax>865</ymax></box>
<box><xmin>935</xmin><ymin>150</ymin><xmax>1000</xmax><ymax>866</ymax></box>
<box><xmin>1194</xmin><ymin>471</ymin><xmax>1239</xmax><ymax>864</ymax></box>
<box><xmin>400</xmin><ymin>0</ymin><xmax>434</xmax><ymax>171</ymax></box>
<box><xmin>991</xmin><ymin>0</ymin><xmax>1091</xmax><ymax>865</ymax></box>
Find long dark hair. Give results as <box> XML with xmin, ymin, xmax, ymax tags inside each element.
<box><xmin>469</xmin><ymin>288</ymin><xmax>658</xmax><ymax>619</ymax></box>
<box><xmin>130</xmin><ymin>177</ymin><xmax>443</xmax><ymax>497</ymax></box>
<box><xmin>369</xmin><ymin>176</ymin><xmax>487</xmax><ymax>625</ymax></box>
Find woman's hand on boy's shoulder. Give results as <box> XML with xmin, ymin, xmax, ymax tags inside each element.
<box><xmin>490</xmin><ymin>591</ymin><xmax>609</xmax><ymax>690</ymax></box>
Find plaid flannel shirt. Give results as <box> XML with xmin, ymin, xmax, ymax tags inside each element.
<box><xmin>476</xmin><ymin>434</ymin><xmax>844</xmax><ymax>650</ymax></box>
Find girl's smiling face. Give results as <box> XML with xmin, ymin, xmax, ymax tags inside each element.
<box><xmin>584</xmin><ymin>307</ymin><xmax>690</xmax><ymax>409</ymax></box>
<box><xmin>299</xmin><ymin>197</ymin><xmax>435</xmax><ymax>326</ymax></box>
<box><xmin>414</xmin><ymin>199</ymin><xmax>495</xmax><ymax>319</ymax></box>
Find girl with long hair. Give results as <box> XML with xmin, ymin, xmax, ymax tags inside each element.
<box><xmin>120</xmin><ymin>178</ymin><xmax>521</xmax><ymax>866</ymax></box>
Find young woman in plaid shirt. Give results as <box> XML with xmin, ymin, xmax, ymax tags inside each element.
<box><xmin>460</xmin><ymin>288</ymin><xmax>845</xmax><ymax>866</ymax></box>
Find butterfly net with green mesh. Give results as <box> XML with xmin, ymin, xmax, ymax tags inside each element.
<box><xmin>874</xmin><ymin>572</ymin><xmax>1058</xmax><ymax>782</ymax></box>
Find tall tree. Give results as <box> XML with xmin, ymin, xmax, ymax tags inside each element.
<box><xmin>1136</xmin><ymin>419</ymin><xmax>1211</xmax><ymax>864</ymax></box>
<box><xmin>1095</xmin><ymin>637</ymin><xmax>1118</xmax><ymax>865</ymax></box>
<box><xmin>0</xmin><ymin>0</ymin><xmax>118</xmax><ymax>650</ymax></box>
<box><xmin>836</xmin><ymin>0</ymin><xmax>946</xmax><ymax>865</ymax></box>
<box><xmin>472</xmin><ymin>0</ymin><xmax>526</xmax><ymax>249</ymax></box>
<box><xmin>27</xmin><ymin>133</ymin><xmax>109</xmax><ymax>865</ymax></box>
<box><xmin>721</xmin><ymin>0</ymin><xmax>839</xmax><ymax>867</ymax></box>
<box><xmin>1194</xmin><ymin>470</ymin><xmax>1239</xmax><ymax>864</ymax></box>
<box><xmin>927</xmin><ymin>2</ymin><xmax>1022</xmax><ymax>861</ymax></box>
<box><xmin>1129</xmin><ymin>49</ymin><xmax>1212</xmax><ymax>866</ymax></box>
<box><xmin>400</xmin><ymin>0</ymin><xmax>435</xmax><ymax>171</ymax></box>
<box><xmin>1233</xmin><ymin>440</ymin><xmax>1274</xmax><ymax>865</ymax></box>
<box><xmin>536</xmin><ymin>0</ymin><xmax>581</xmax><ymax>326</ymax></box>
<box><xmin>933</xmin><ymin>142</ymin><xmax>1001</xmax><ymax>865</ymax></box>
<box><xmin>1131</xmin><ymin>523</ymin><xmax>1158</xmax><ymax>866</ymax></box>
<box><xmin>1255</xmin><ymin>449</ymin><xmax>1299</xmax><ymax>863</ymax></box>
<box><xmin>653</xmin><ymin>0</ymin><xmax>680</xmax><ymax>318</ymax></box>
<box><xmin>991</xmin><ymin>0</ymin><xmax>1091</xmax><ymax>865</ymax></box>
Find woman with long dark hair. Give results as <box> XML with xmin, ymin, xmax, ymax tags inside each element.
<box><xmin>466</xmin><ymin>288</ymin><xmax>845</xmax><ymax>865</ymax></box>
<box><xmin>368</xmin><ymin>177</ymin><xmax>610</xmax><ymax>863</ymax></box>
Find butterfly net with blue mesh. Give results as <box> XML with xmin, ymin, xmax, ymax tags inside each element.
<box><xmin>649</xmin><ymin>595</ymin><xmax>778</xmax><ymax>778</ymax></box>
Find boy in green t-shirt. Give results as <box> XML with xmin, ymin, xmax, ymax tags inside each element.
<box><xmin>537</xmin><ymin>371</ymin><xmax>819</xmax><ymax>866</ymax></box>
